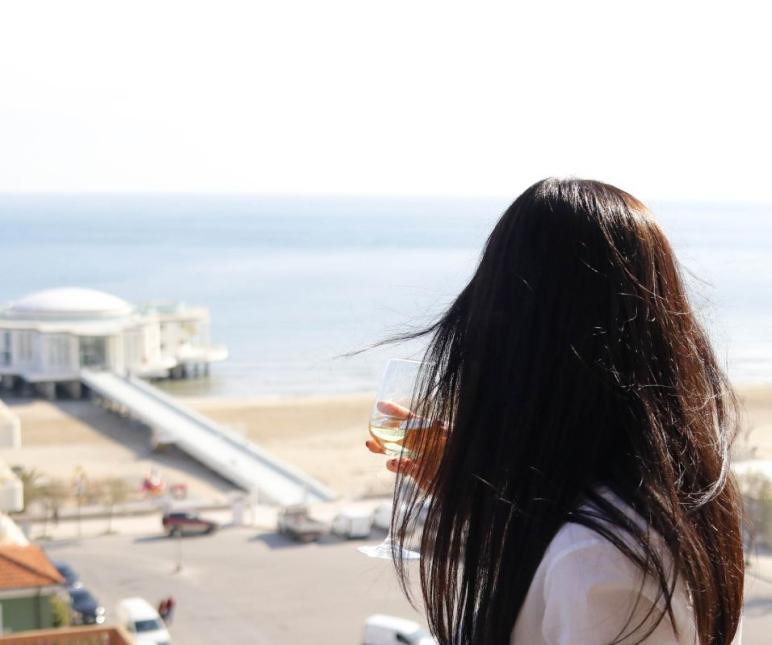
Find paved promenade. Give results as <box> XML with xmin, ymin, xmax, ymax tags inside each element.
<box><xmin>28</xmin><ymin>506</ymin><xmax>772</xmax><ymax>644</ymax></box>
<box><xmin>41</xmin><ymin>511</ymin><xmax>421</xmax><ymax>645</ymax></box>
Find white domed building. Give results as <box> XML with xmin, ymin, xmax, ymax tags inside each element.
<box><xmin>0</xmin><ymin>287</ymin><xmax>227</xmax><ymax>398</ymax></box>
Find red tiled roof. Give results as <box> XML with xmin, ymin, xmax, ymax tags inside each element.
<box><xmin>0</xmin><ymin>545</ymin><xmax>64</xmax><ymax>590</ymax></box>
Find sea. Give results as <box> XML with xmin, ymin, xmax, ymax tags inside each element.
<box><xmin>0</xmin><ymin>194</ymin><xmax>770</xmax><ymax>397</ymax></box>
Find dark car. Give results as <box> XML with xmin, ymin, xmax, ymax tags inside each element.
<box><xmin>69</xmin><ymin>587</ymin><xmax>105</xmax><ymax>625</ymax></box>
<box><xmin>162</xmin><ymin>511</ymin><xmax>218</xmax><ymax>536</ymax></box>
<box><xmin>53</xmin><ymin>560</ymin><xmax>81</xmax><ymax>589</ymax></box>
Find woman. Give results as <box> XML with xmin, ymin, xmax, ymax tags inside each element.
<box><xmin>366</xmin><ymin>179</ymin><xmax>744</xmax><ymax>644</ymax></box>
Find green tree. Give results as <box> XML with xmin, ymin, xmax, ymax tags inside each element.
<box><xmin>39</xmin><ymin>479</ymin><xmax>69</xmax><ymax>539</ymax></box>
<box><xmin>99</xmin><ymin>477</ymin><xmax>132</xmax><ymax>534</ymax></box>
<box><xmin>10</xmin><ymin>465</ymin><xmax>45</xmax><ymax>512</ymax></box>
<box><xmin>49</xmin><ymin>593</ymin><xmax>71</xmax><ymax>627</ymax></box>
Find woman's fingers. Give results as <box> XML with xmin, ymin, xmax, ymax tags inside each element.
<box><xmin>368</xmin><ymin>443</ymin><xmax>418</xmax><ymax>477</ymax></box>
<box><xmin>376</xmin><ymin>400</ymin><xmax>412</xmax><ymax>419</ymax></box>
<box><xmin>376</xmin><ymin>400</ymin><xmax>434</xmax><ymax>431</ymax></box>
<box><xmin>365</xmin><ymin>439</ymin><xmax>385</xmax><ymax>454</ymax></box>
<box><xmin>386</xmin><ymin>457</ymin><xmax>416</xmax><ymax>476</ymax></box>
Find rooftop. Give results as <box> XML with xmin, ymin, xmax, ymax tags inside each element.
<box><xmin>0</xmin><ymin>544</ymin><xmax>64</xmax><ymax>590</ymax></box>
<box><xmin>2</xmin><ymin>287</ymin><xmax>133</xmax><ymax>321</ymax></box>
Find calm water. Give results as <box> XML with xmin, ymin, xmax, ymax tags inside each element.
<box><xmin>0</xmin><ymin>194</ymin><xmax>770</xmax><ymax>396</ymax></box>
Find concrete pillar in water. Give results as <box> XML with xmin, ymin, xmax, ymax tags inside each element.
<box><xmin>65</xmin><ymin>381</ymin><xmax>82</xmax><ymax>399</ymax></box>
<box><xmin>36</xmin><ymin>382</ymin><xmax>57</xmax><ymax>400</ymax></box>
<box><xmin>19</xmin><ymin>380</ymin><xmax>34</xmax><ymax>397</ymax></box>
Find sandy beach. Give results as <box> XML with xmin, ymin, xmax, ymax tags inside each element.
<box><xmin>737</xmin><ymin>385</ymin><xmax>772</xmax><ymax>458</ymax></box>
<box><xmin>0</xmin><ymin>391</ymin><xmax>394</xmax><ymax>505</ymax></box>
<box><xmin>2</xmin><ymin>384</ymin><xmax>771</xmax><ymax>507</ymax></box>
<box><xmin>184</xmin><ymin>393</ymin><xmax>399</xmax><ymax>498</ymax></box>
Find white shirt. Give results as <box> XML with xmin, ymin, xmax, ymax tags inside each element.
<box><xmin>511</xmin><ymin>492</ymin><xmax>742</xmax><ymax>644</ymax></box>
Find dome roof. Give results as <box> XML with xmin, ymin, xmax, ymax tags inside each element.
<box><xmin>4</xmin><ymin>288</ymin><xmax>133</xmax><ymax>320</ymax></box>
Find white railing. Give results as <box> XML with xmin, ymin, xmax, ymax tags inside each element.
<box><xmin>80</xmin><ymin>370</ymin><xmax>336</xmax><ymax>506</ymax></box>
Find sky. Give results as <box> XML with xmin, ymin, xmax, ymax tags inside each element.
<box><xmin>0</xmin><ymin>1</ymin><xmax>770</xmax><ymax>201</ymax></box>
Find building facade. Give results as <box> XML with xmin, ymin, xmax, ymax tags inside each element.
<box><xmin>0</xmin><ymin>545</ymin><xmax>65</xmax><ymax>634</ymax></box>
<box><xmin>0</xmin><ymin>288</ymin><xmax>227</xmax><ymax>398</ymax></box>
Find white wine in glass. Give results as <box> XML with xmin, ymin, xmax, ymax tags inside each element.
<box><xmin>368</xmin><ymin>414</ymin><xmax>425</xmax><ymax>459</ymax></box>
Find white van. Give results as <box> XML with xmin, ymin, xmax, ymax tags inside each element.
<box><xmin>115</xmin><ymin>597</ymin><xmax>171</xmax><ymax>645</ymax></box>
<box><xmin>363</xmin><ymin>614</ymin><xmax>436</xmax><ymax>645</ymax></box>
<box><xmin>331</xmin><ymin>508</ymin><xmax>372</xmax><ymax>539</ymax></box>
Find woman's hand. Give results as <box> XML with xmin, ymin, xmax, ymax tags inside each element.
<box><xmin>365</xmin><ymin>400</ymin><xmax>447</xmax><ymax>487</ymax></box>
<box><xmin>365</xmin><ymin>400</ymin><xmax>418</xmax><ymax>476</ymax></box>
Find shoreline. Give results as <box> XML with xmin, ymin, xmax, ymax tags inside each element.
<box><xmin>2</xmin><ymin>383</ymin><xmax>771</xmax><ymax>507</ymax></box>
<box><xmin>158</xmin><ymin>379</ymin><xmax>772</xmax><ymax>402</ymax></box>
<box><xmin>171</xmin><ymin>390</ymin><xmax>375</xmax><ymax>408</ymax></box>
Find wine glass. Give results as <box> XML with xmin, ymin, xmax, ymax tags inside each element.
<box><xmin>359</xmin><ymin>358</ymin><xmax>429</xmax><ymax>560</ymax></box>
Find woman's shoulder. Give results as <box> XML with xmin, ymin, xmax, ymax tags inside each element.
<box><xmin>513</xmin><ymin>489</ymin><xmax>701</xmax><ymax>644</ymax></box>
<box><xmin>539</xmin><ymin>496</ymin><xmax>647</xmax><ymax>603</ymax></box>
<box><xmin>540</xmin><ymin>487</ymin><xmax>674</xmax><ymax>601</ymax></box>
<box><xmin>547</xmin><ymin>510</ymin><xmax>619</xmax><ymax>550</ymax></box>
<box><xmin>542</xmin><ymin>487</ymin><xmax>639</xmax><ymax>571</ymax></box>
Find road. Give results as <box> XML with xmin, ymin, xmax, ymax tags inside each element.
<box><xmin>42</xmin><ymin>520</ymin><xmax>772</xmax><ymax>644</ymax></box>
<box><xmin>744</xmin><ymin>570</ymin><xmax>772</xmax><ymax>642</ymax></box>
<box><xmin>44</xmin><ymin>526</ymin><xmax>424</xmax><ymax>645</ymax></box>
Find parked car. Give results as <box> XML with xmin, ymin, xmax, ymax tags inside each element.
<box><xmin>162</xmin><ymin>511</ymin><xmax>218</xmax><ymax>536</ymax></box>
<box><xmin>277</xmin><ymin>504</ymin><xmax>326</xmax><ymax>543</ymax></box>
<box><xmin>53</xmin><ymin>560</ymin><xmax>82</xmax><ymax>589</ymax></box>
<box><xmin>331</xmin><ymin>508</ymin><xmax>372</xmax><ymax>539</ymax></box>
<box><xmin>116</xmin><ymin>597</ymin><xmax>171</xmax><ymax>645</ymax></box>
<box><xmin>363</xmin><ymin>614</ymin><xmax>436</xmax><ymax>645</ymax></box>
<box><xmin>69</xmin><ymin>587</ymin><xmax>105</xmax><ymax>625</ymax></box>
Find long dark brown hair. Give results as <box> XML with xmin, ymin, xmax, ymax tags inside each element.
<box><xmin>392</xmin><ymin>178</ymin><xmax>744</xmax><ymax>644</ymax></box>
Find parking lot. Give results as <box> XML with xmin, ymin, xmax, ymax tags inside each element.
<box><xmin>44</xmin><ymin>523</ymin><xmax>425</xmax><ymax>645</ymax></box>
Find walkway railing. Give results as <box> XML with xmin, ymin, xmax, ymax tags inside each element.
<box><xmin>80</xmin><ymin>369</ymin><xmax>336</xmax><ymax>506</ymax></box>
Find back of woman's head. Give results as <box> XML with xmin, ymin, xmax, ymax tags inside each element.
<box><xmin>396</xmin><ymin>178</ymin><xmax>743</xmax><ymax>644</ymax></box>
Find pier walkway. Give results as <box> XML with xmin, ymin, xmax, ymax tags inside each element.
<box><xmin>80</xmin><ymin>370</ymin><xmax>336</xmax><ymax>506</ymax></box>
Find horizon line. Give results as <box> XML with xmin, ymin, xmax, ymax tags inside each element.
<box><xmin>0</xmin><ymin>190</ymin><xmax>770</xmax><ymax>208</ymax></box>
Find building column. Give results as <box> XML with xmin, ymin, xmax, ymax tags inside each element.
<box><xmin>65</xmin><ymin>381</ymin><xmax>82</xmax><ymax>399</ymax></box>
<box><xmin>35</xmin><ymin>382</ymin><xmax>56</xmax><ymax>400</ymax></box>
